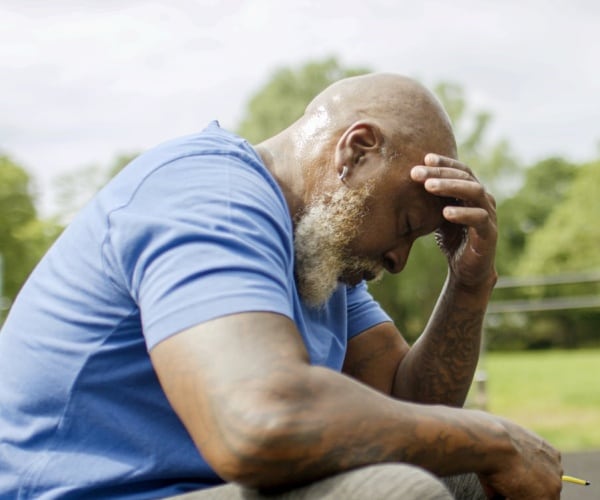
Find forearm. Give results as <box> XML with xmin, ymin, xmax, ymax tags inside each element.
<box><xmin>392</xmin><ymin>272</ymin><xmax>495</xmax><ymax>406</ymax></box>
<box><xmin>215</xmin><ymin>364</ymin><xmax>510</xmax><ymax>490</ymax></box>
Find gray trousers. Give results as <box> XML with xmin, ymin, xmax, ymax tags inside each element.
<box><xmin>166</xmin><ymin>464</ymin><xmax>487</xmax><ymax>499</ymax></box>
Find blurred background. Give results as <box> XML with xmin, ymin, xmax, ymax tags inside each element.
<box><xmin>1</xmin><ymin>0</ymin><xmax>599</xmax><ymax>488</ymax></box>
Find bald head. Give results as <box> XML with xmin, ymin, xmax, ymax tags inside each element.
<box><xmin>251</xmin><ymin>74</ymin><xmax>460</xmax><ymax>304</ymax></box>
<box><xmin>255</xmin><ymin>73</ymin><xmax>458</xmax><ymax>222</ymax></box>
<box><xmin>304</xmin><ymin>73</ymin><xmax>457</xmax><ymax>160</ymax></box>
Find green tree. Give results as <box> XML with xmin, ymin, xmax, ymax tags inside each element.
<box><xmin>434</xmin><ymin>82</ymin><xmax>520</xmax><ymax>201</ymax></box>
<box><xmin>0</xmin><ymin>156</ymin><xmax>61</xmax><ymax>312</ymax></box>
<box><xmin>495</xmin><ymin>157</ymin><xmax>577</xmax><ymax>276</ymax></box>
<box><xmin>487</xmin><ymin>158</ymin><xmax>599</xmax><ymax>350</ymax></box>
<box><xmin>516</xmin><ymin>159</ymin><xmax>600</xmax><ymax>276</ymax></box>
<box><xmin>52</xmin><ymin>153</ymin><xmax>137</xmax><ymax>222</ymax></box>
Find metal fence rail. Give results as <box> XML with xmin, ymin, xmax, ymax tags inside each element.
<box><xmin>488</xmin><ymin>270</ymin><xmax>600</xmax><ymax>314</ymax></box>
<box><xmin>470</xmin><ymin>270</ymin><xmax>600</xmax><ymax>410</ymax></box>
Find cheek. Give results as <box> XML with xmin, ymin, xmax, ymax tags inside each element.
<box><xmin>352</xmin><ymin>213</ymin><xmax>396</xmax><ymax>256</ymax></box>
<box><xmin>346</xmin><ymin>183</ymin><xmax>399</xmax><ymax>255</ymax></box>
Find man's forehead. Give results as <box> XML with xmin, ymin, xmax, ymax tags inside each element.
<box><xmin>412</xmin><ymin>188</ymin><xmax>450</xmax><ymax>232</ymax></box>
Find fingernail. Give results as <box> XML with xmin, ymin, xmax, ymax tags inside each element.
<box><xmin>425</xmin><ymin>153</ymin><xmax>438</xmax><ymax>164</ymax></box>
<box><xmin>425</xmin><ymin>179</ymin><xmax>440</xmax><ymax>189</ymax></box>
<box><xmin>412</xmin><ymin>166</ymin><xmax>427</xmax><ymax>180</ymax></box>
<box><xmin>444</xmin><ymin>206</ymin><xmax>456</xmax><ymax>216</ymax></box>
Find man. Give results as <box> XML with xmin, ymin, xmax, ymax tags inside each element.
<box><xmin>0</xmin><ymin>73</ymin><xmax>562</xmax><ymax>499</ymax></box>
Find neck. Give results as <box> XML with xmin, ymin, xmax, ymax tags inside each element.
<box><xmin>255</xmin><ymin>128</ymin><xmax>308</xmax><ymax>222</ymax></box>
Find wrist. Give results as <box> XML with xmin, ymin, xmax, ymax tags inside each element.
<box><xmin>466</xmin><ymin>410</ymin><xmax>516</xmax><ymax>475</ymax></box>
<box><xmin>447</xmin><ymin>268</ymin><xmax>498</xmax><ymax>297</ymax></box>
<box><xmin>427</xmin><ymin>407</ymin><xmax>516</xmax><ymax>476</ymax></box>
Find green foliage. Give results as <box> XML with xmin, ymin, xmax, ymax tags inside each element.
<box><xmin>486</xmin><ymin>158</ymin><xmax>599</xmax><ymax>350</ymax></box>
<box><xmin>495</xmin><ymin>157</ymin><xmax>577</xmax><ymax>276</ymax></box>
<box><xmin>0</xmin><ymin>151</ymin><xmax>135</xmax><ymax>318</ymax></box>
<box><xmin>516</xmin><ymin>160</ymin><xmax>600</xmax><ymax>276</ymax></box>
<box><xmin>236</xmin><ymin>57</ymin><xmax>370</xmax><ymax>143</ymax></box>
<box><xmin>516</xmin><ymin>161</ymin><xmax>600</xmax><ymax>348</ymax></box>
<box><xmin>434</xmin><ymin>82</ymin><xmax>520</xmax><ymax>201</ymax></box>
<box><xmin>0</xmin><ymin>156</ymin><xmax>36</xmax><ymax>229</ymax></box>
<box><xmin>484</xmin><ymin>311</ymin><xmax>591</xmax><ymax>351</ymax></box>
<box><xmin>0</xmin><ymin>156</ymin><xmax>61</xmax><ymax>310</ymax></box>
<box><xmin>53</xmin><ymin>153</ymin><xmax>137</xmax><ymax>222</ymax></box>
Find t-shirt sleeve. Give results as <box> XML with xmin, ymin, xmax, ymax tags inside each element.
<box><xmin>346</xmin><ymin>282</ymin><xmax>393</xmax><ymax>339</ymax></box>
<box><xmin>103</xmin><ymin>152</ymin><xmax>295</xmax><ymax>350</ymax></box>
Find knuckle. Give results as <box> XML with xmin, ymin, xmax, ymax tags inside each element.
<box><xmin>474</xmin><ymin>184</ymin><xmax>486</xmax><ymax>198</ymax></box>
<box><xmin>477</xmin><ymin>209</ymin><xmax>490</xmax><ymax>224</ymax></box>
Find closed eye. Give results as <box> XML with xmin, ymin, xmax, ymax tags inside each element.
<box><xmin>402</xmin><ymin>216</ymin><xmax>412</xmax><ymax>237</ymax></box>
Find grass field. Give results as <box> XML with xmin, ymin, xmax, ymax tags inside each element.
<box><xmin>472</xmin><ymin>349</ymin><xmax>600</xmax><ymax>452</ymax></box>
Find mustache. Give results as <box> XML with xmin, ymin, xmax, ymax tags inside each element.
<box><xmin>294</xmin><ymin>183</ymin><xmax>375</xmax><ymax>307</ymax></box>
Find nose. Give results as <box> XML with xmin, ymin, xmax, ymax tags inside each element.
<box><xmin>383</xmin><ymin>241</ymin><xmax>413</xmax><ymax>274</ymax></box>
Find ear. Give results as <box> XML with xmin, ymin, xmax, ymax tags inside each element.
<box><xmin>334</xmin><ymin>121</ymin><xmax>384</xmax><ymax>183</ymax></box>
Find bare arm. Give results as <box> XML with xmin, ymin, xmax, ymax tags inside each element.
<box><xmin>344</xmin><ymin>153</ymin><xmax>495</xmax><ymax>406</ymax></box>
<box><xmin>392</xmin><ymin>276</ymin><xmax>491</xmax><ymax>405</ymax></box>
<box><xmin>395</xmin><ymin>154</ymin><xmax>498</xmax><ymax>406</ymax></box>
<box><xmin>342</xmin><ymin>284</ymin><xmax>486</xmax><ymax>407</ymax></box>
<box><xmin>151</xmin><ymin>311</ymin><xmax>562</xmax><ymax>498</ymax></box>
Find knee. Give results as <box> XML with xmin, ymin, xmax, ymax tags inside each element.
<box><xmin>320</xmin><ymin>463</ymin><xmax>453</xmax><ymax>500</ymax></box>
<box><xmin>443</xmin><ymin>473</ymin><xmax>487</xmax><ymax>500</ymax></box>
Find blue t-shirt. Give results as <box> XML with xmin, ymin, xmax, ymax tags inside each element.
<box><xmin>0</xmin><ymin>122</ymin><xmax>391</xmax><ymax>499</ymax></box>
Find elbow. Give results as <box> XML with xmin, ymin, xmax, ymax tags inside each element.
<box><xmin>207</xmin><ymin>417</ymin><xmax>282</xmax><ymax>488</ymax></box>
<box><xmin>199</xmin><ymin>394</ymin><xmax>310</xmax><ymax>489</ymax></box>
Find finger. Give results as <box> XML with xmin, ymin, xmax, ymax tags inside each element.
<box><xmin>411</xmin><ymin>165</ymin><xmax>473</xmax><ymax>182</ymax></box>
<box><xmin>442</xmin><ymin>205</ymin><xmax>494</xmax><ymax>237</ymax></box>
<box><xmin>424</xmin><ymin>178</ymin><xmax>490</xmax><ymax>207</ymax></box>
<box><xmin>424</xmin><ymin>153</ymin><xmax>474</xmax><ymax>175</ymax></box>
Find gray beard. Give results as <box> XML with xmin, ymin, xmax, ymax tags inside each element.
<box><xmin>293</xmin><ymin>183</ymin><xmax>383</xmax><ymax>308</ymax></box>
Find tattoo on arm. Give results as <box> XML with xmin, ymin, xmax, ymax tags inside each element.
<box><xmin>200</xmin><ymin>365</ymin><xmax>493</xmax><ymax>489</ymax></box>
<box><xmin>396</xmin><ymin>300</ymin><xmax>485</xmax><ymax>406</ymax></box>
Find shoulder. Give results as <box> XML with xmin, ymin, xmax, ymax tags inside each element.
<box><xmin>346</xmin><ymin>282</ymin><xmax>393</xmax><ymax>339</ymax></box>
<box><xmin>100</xmin><ymin>122</ymin><xmax>291</xmax><ymax>238</ymax></box>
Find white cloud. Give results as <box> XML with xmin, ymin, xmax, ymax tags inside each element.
<box><xmin>1</xmin><ymin>0</ymin><xmax>598</xmax><ymax>214</ymax></box>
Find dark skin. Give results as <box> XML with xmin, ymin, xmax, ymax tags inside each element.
<box><xmin>342</xmin><ymin>150</ymin><xmax>496</xmax><ymax>406</ymax></box>
<box><xmin>150</xmin><ymin>75</ymin><xmax>563</xmax><ymax>499</ymax></box>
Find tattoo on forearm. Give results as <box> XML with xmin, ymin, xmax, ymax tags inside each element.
<box><xmin>402</xmin><ymin>300</ymin><xmax>485</xmax><ymax>406</ymax></box>
<box><xmin>204</xmin><ymin>368</ymin><xmax>492</xmax><ymax>488</ymax></box>
<box><xmin>156</xmin><ymin>312</ymin><xmax>493</xmax><ymax>489</ymax></box>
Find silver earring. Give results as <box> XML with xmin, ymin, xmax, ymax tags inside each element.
<box><xmin>338</xmin><ymin>165</ymin><xmax>349</xmax><ymax>181</ymax></box>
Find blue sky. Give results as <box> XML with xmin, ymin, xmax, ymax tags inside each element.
<box><xmin>1</xmin><ymin>0</ymin><xmax>598</xmax><ymax>214</ymax></box>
